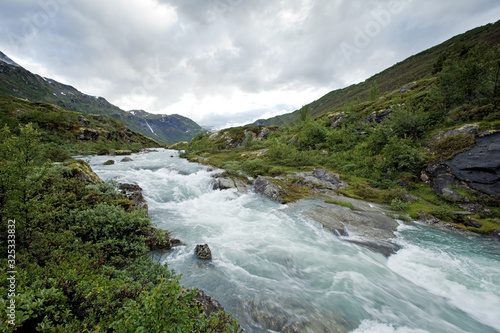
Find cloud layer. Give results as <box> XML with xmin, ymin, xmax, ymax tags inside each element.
<box><xmin>1</xmin><ymin>0</ymin><xmax>500</xmax><ymax>128</ymax></box>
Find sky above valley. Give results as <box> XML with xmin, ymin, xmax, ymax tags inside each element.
<box><xmin>1</xmin><ymin>0</ymin><xmax>500</xmax><ymax>128</ymax></box>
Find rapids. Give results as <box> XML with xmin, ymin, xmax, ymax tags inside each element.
<box><xmin>87</xmin><ymin>149</ymin><xmax>500</xmax><ymax>333</ymax></box>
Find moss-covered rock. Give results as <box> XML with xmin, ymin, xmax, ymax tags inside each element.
<box><xmin>66</xmin><ymin>159</ymin><xmax>103</xmax><ymax>184</ymax></box>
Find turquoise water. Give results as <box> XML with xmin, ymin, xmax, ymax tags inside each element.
<box><xmin>88</xmin><ymin>149</ymin><xmax>500</xmax><ymax>333</ymax></box>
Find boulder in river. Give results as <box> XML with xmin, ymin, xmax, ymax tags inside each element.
<box><xmin>195</xmin><ymin>244</ymin><xmax>212</xmax><ymax>260</ymax></box>
<box><xmin>302</xmin><ymin>196</ymin><xmax>400</xmax><ymax>256</ymax></box>
<box><xmin>119</xmin><ymin>183</ymin><xmax>148</xmax><ymax>215</ymax></box>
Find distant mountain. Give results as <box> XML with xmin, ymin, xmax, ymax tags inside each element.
<box><xmin>251</xmin><ymin>20</ymin><xmax>500</xmax><ymax>126</ymax></box>
<box><xmin>0</xmin><ymin>56</ymin><xmax>204</xmax><ymax>144</ymax></box>
<box><xmin>0</xmin><ymin>51</ymin><xmax>20</xmax><ymax>67</ymax></box>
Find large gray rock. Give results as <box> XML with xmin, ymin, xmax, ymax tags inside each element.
<box><xmin>288</xmin><ymin>168</ymin><xmax>348</xmax><ymax>190</ymax></box>
<box><xmin>254</xmin><ymin>176</ymin><xmax>286</xmax><ymax>204</ymax></box>
<box><xmin>303</xmin><ymin>200</ymin><xmax>400</xmax><ymax>256</ymax></box>
<box><xmin>445</xmin><ymin>132</ymin><xmax>500</xmax><ymax>196</ymax></box>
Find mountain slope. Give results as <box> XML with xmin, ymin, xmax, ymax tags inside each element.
<box><xmin>252</xmin><ymin>20</ymin><xmax>500</xmax><ymax>126</ymax></box>
<box><xmin>0</xmin><ymin>95</ymin><xmax>162</xmax><ymax>156</ymax></box>
<box><xmin>0</xmin><ymin>57</ymin><xmax>203</xmax><ymax>144</ymax></box>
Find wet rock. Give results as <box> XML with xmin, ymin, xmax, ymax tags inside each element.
<box><xmin>195</xmin><ymin>244</ymin><xmax>212</xmax><ymax>260</ymax></box>
<box><xmin>254</xmin><ymin>176</ymin><xmax>286</xmax><ymax>204</ymax></box>
<box><xmin>212</xmin><ymin>174</ymin><xmax>251</xmax><ymax>193</ymax></box>
<box><xmin>492</xmin><ymin>229</ymin><xmax>500</xmax><ymax>241</ymax></box>
<box><xmin>121</xmin><ymin>157</ymin><xmax>133</xmax><ymax>162</ymax></box>
<box><xmin>212</xmin><ymin>175</ymin><xmax>236</xmax><ymax>190</ymax></box>
<box><xmin>103</xmin><ymin>159</ymin><xmax>115</xmax><ymax>165</ymax></box>
<box><xmin>303</xmin><ymin>201</ymin><xmax>400</xmax><ymax>256</ymax></box>
<box><xmin>192</xmin><ymin>288</ymin><xmax>225</xmax><ymax>317</ymax></box>
<box><xmin>119</xmin><ymin>183</ymin><xmax>148</xmax><ymax>214</ymax></box>
<box><xmin>247</xmin><ymin>299</ymin><xmax>349</xmax><ymax>333</ymax></box>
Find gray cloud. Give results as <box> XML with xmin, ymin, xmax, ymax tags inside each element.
<box><xmin>1</xmin><ymin>0</ymin><xmax>499</xmax><ymax>128</ymax></box>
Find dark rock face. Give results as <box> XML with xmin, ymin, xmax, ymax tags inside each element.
<box><xmin>195</xmin><ymin>244</ymin><xmax>212</xmax><ymax>260</ymax></box>
<box><xmin>79</xmin><ymin>128</ymin><xmax>99</xmax><ymax>141</ymax></box>
<box><xmin>119</xmin><ymin>183</ymin><xmax>148</xmax><ymax>214</ymax></box>
<box><xmin>445</xmin><ymin>132</ymin><xmax>500</xmax><ymax>196</ymax></box>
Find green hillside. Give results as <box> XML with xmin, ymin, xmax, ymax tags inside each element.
<box><xmin>0</xmin><ymin>95</ymin><xmax>162</xmax><ymax>157</ymax></box>
<box><xmin>0</xmin><ymin>60</ymin><xmax>204</xmax><ymax>144</ymax></box>
<box><xmin>253</xmin><ymin>20</ymin><xmax>500</xmax><ymax>126</ymax></box>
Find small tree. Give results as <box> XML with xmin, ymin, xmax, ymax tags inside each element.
<box><xmin>369</xmin><ymin>81</ymin><xmax>380</xmax><ymax>102</ymax></box>
<box><xmin>299</xmin><ymin>105</ymin><xmax>311</xmax><ymax>123</ymax></box>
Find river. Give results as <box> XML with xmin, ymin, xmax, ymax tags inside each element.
<box><xmin>87</xmin><ymin>149</ymin><xmax>500</xmax><ymax>333</ymax></box>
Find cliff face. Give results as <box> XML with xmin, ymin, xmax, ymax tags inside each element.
<box><xmin>424</xmin><ymin>132</ymin><xmax>500</xmax><ymax>214</ymax></box>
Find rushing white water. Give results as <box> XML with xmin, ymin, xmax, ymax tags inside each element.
<box><xmin>87</xmin><ymin>149</ymin><xmax>500</xmax><ymax>333</ymax></box>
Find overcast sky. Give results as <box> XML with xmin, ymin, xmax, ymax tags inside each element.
<box><xmin>1</xmin><ymin>0</ymin><xmax>499</xmax><ymax>128</ymax></box>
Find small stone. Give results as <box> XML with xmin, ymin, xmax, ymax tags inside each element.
<box><xmin>195</xmin><ymin>244</ymin><xmax>212</xmax><ymax>260</ymax></box>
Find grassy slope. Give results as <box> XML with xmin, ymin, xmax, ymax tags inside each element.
<box><xmin>254</xmin><ymin>21</ymin><xmax>500</xmax><ymax>126</ymax></box>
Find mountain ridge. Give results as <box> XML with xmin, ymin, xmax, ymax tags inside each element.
<box><xmin>0</xmin><ymin>57</ymin><xmax>203</xmax><ymax>144</ymax></box>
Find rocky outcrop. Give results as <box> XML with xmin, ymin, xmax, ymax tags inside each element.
<box><xmin>119</xmin><ymin>183</ymin><xmax>148</xmax><ymax>214</ymax></box>
<box><xmin>363</xmin><ymin>109</ymin><xmax>392</xmax><ymax>124</ymax></box>
<box><xmin>445</xmin><ymin>132</ymin><xmax>500</xmax><ymax>196</ymax></box>
<box><xmin>423</xmin><ymin>132</ymin><xmax>500</xmax><ymax>214</ymax></box>
<box><xmin>208</xmin><ymin>126</ymin><xmax>277</xmax><ymax>149</ymax></box>
<box><xmin>254</xmin><ymin>169</ymin><xmax>348</xmax><ymax>204</ymax></box>
<box><xmin>79</xmin><ymin>128</ymin><xmax>99</xmax><ymax>141</ymax></box>
<box><xmin>254</xmin><ymin>176</ymin><xmax>287</xmax><ymax>204</ymax></box>
<box><xmin>195</xmin><ymin>244</ymin><xmax>212</xmax><ymax>260</ymax></box>
<box><xmin>287</xmin><ymin>168</ymin><xmax>348</xmax><ymax>191</ymax></box>
<box><xmin>328</xmin><ymin>112</ymin><xmax>346</xmax><ymax>128</ymax></box>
